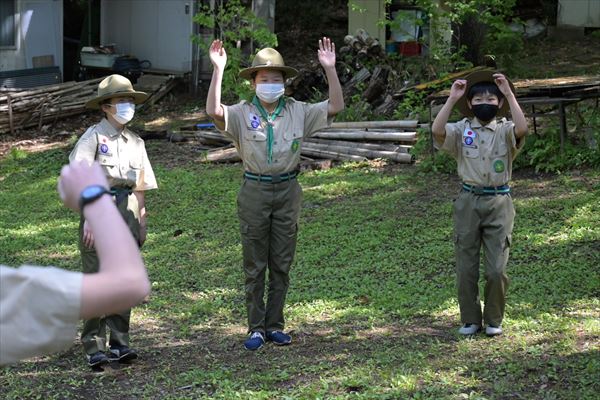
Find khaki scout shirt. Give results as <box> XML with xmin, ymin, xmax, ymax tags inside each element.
<box><xmin>220</xmin><ymin>98</ymin><xmax>332</xmax><ymax>175</ymax></box>
<box><xmin>436</xmin><ymin>117</ymin><xmax>525</xmax><ymax>187</ymax></box>
<box><xmin>0</xmin><ymin>265</ymin><xmax>82</xmax><ymax>365</ymax></box>
<box><xmin>69</xmin><ymin>118</ymin><xmax>158</xmax><ymax>191</ymax></box>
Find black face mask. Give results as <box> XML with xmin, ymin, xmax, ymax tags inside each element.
<box><xmin>471</xmin><ymin>104</ymin><xmax>499</xmax><ymax>122</ymax></box>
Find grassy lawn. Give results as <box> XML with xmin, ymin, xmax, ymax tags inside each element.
<box><xmin>0</xmin><ymin>141</ymin><xmax>598</xmax><ymax>399</ymax></box>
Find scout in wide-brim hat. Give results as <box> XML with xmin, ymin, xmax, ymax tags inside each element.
<box><xmin>85</xmin><ymin>74</ymin><xmax>148</xmax><ymax>109</ymax></box>
<box><xmin>239</xmin><ymin>48</ymin><xmax>298</xmax><ymax>80</ymax></box>
<box><xmin>455</xmin><ymin>69</ymin><xmax>515</xmax><ymax>118</ymax></box>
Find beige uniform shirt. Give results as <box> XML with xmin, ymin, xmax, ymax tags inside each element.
<box><xmin>221</xmin><ymin>98</ymin><xmax>332</xmax><ymax>174</ymax></box>
<box><xmin>0</xmin><ymin>265</ymin><xmax>82</xmax><ymax>365</ymax></box>
<box><xmin>69</xmin><ymin>118</ymin><xmax>158</xmax><ymax>191</ymax></box>
<box><xmin>436</xmin><ymin>117</ymin><xmax>525</xmax><ymax>187</ymax></box>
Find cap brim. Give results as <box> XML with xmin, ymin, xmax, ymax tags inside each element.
<box><xmin>455</xmin><ymin>69</ymin><xmax>515</xmax><ymax>118</ymax></box>
<box><xmin>85</xmin><ymin>91</ymin><xmax>148</xmax><ymax>109</ymax></box>
<box><xmin>239</xmin><ymin>65</ymin><xmax>298</xmax><ymax>80</ymax></box>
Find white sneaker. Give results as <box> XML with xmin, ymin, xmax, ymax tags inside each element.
<box><xmin>485</xmin><ymin>325</ymin><xmax>503</xmax><ymax>336</ymax></box>
<box><xmin>458</xmin><ymin>323</ymin><xmax>481</xmax><ymax>335</ymax></box>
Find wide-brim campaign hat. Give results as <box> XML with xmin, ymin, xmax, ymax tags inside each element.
<box><xmin>239</xmin><ymin>48</ymin><xmax>298</xmax><ymax>80</ymax></box>
<box><xmin>85</xmin><ymin>74</ymin><xmax>148</xmax><ymax>109</ymax></box>
<box><xmin>456</xmin><ymin>69</ymin><xmax>515</xmax><ymax>118</ymax></box>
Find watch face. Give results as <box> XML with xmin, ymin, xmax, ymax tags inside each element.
<box><xmin>82</xmin><ymin>185</ymin><xmax>106</xmax><ymax>199</ymax></box>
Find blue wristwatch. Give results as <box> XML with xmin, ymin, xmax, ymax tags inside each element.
<box><xmin>79</xmin><ymin>185</ymin><xmax>109</xmax><ymax>211</ymax></box>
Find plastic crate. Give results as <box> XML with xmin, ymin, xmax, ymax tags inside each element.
<box><xmin>398</xmin><ymin>41</ymin><xmax>421</xmax><ymax>56</ymax></box>
<box><xmin>80</xmin><ymin>52</ymin><xmax>120</xmax><ymax>68</ymax></box>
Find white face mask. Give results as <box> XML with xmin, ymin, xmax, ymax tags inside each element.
<box><xmin>255</xmin><ymin>83</ymin><xmax>285</xmax><ymax>104</ymax></box>
<box><xmin>108</xmin><ymin>102</ymin><xmax>135</xmax><ymax>124</ymax></box>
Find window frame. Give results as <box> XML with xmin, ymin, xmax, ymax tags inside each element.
<box><xmin>0</xmin><ymin>0</ymin><xmax>18</xmax><ymax>50</ymax></box>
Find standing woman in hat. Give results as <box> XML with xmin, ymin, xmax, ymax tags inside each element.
<box><xmin>206</xmin><ymin>38</ymin><xmax>344</xmax><ymax>350</ymax></box>
<box><xmin>69</xmin><ymin>74</ymin><xmax>158</xmax><ymax>368</ymax></box>
<box><xmin>431</xmin><ymin>70</ymin><xmax>528</xmax><ymax>337</ymax></box>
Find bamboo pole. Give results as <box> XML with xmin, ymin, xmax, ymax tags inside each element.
<box><xmin>313</xmin><ymin>130</ymin><xmax>416</xmax><ymax>142</ymax></box>
<box><xmin>300</xmin><ymin>148</ymin><xmax>367</xmax><ymax>161</ymax></box>
<box><xmin>302</xmin><ymin>141</ymin><xmax>413</xmax><ymax>163</ymax></box>
<box><xmin>305</xmin><ymin>137</ymin><xmax>411</xmax><ymax>153</ymax></box>
<box><xmin>330</xmin><ymin>120</ymin><xmax>418</xmax><ymax>129</ymax></box>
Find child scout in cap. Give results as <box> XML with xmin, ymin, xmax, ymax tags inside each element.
<box><xmin>431</xmin><ymin>70</ymin><xmax>528</xmax><ymax>337</ymax></box>
<box><xmin>69</xmin><ymin>74</ymin><xmax>158</xmax><ymax>369</ymax></box>
<box><xmin>206</xmin><ymin>38</ymin><xmax>344</xmax><ymax>350</ymax></box>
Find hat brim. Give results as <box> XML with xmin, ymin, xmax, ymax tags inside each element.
<box><xmin>455</xmin><ymin>69</ymin><xmax>515</xmax><ymax>118</ymax></box>
<box><xmin>85</xmin><ymin>91</ymin><xmax>148</xmax><ymax>109</ymax></box>
<box><xmin>239</xmin><ymin>65</ymin><xmax>298</xmax><ymax>80</ymax></box>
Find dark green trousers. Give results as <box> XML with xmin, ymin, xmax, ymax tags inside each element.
<box><xmin>80</xmin><ymin>193</ymin><xmax>140</xmax><ymax>355</ymax></box>
<box><xmin>453</xmin><ymin>191</ymin><xmax>514</xmax><ymax>327</ymax></box>
<box><xmin>237</xmin><ymin>178</ymin><xmax>302</xmax><ymax>334</ymax></box>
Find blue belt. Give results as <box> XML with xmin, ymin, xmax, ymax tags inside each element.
<box><xmin>462</xmin><ymin>183</ymin><xmax>510</xmax><ymax>195</ymax></box>
<box><xmin>244</xmin><ymin>170</ymin><xmax>299</xmax><ymax>183</ymax></box>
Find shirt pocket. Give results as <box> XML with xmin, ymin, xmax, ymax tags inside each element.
<box><xmin>284</xmin><ymin>131</ymin><xmax>303</xmax><ymax>142</ymax></box>
<box><xmin>97</xmin><ymin>156</ymin><xmax>116</xmax><ymax>168</ymax></box>
<box><xmin>127</xmin><ymin>159</ymin><xmax>143</xmax><ymax>185</ymax></box>
<box><xmin>243</xmin><ymin>131</ymin><xmax>267</xmax><ymax>142</ymax></box>
<box><xmin>461</xmin><ymin>146</ymin><xmax>479</xmax><ymax>158</ymax></box>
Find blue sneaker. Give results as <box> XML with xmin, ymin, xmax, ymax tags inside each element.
<box><xmin>266</xmin><ymin>330</ymin><xmax>292</xmax><ymax>345</ymax></box>
<box><xmin>87</xmin><ymin>351</ymin><xmax>109</xmax><ymax>368</ymax></box>
<box><xmin>244</xmin><ymin>331</ymin><xmax>265</xmax><ymax>350</ymax></box>
<box><xmin>108</xmin><ymin>344</ymin><xmax>138</xmax><ymax>362</ymax></box>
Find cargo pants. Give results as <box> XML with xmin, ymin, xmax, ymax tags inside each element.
<box><xmin>453</xmin><ymin>190</ymin><xmax>514</xmax><ymax>327</ymax></box>
<box><xmin>237</xmin><ymin>178</ymin><xmax>302</xmax><ymax>334</ymax></box>
<box><xmin>80</xmin><ymin>192</ymin><xmax>140</xmax><ymax>355</ymax></box>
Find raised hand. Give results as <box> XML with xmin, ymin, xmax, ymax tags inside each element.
<box><xmin>317</xmin><ymin>37</ymin><xmax>336</xmax><ymax>70</ymax></box>
<box><xmin>493</xmin><ymin>73</ymin><xmax>513</xmax><ymax>97</ymax></box>
<box><xmin>449</xmin><ymin>79</ymin><xmax>467</xmax><ymax>100</ymax></box>
<box><xmin>209</xmin><ymin>40</ymin><xmax>227</xmax><ymax>71</ymax></box>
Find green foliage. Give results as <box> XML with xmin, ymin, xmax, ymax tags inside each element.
<box><xmin>192</xmin><ymin>0</ymin><xmax>277</xmax><ymax>102</ymax></box>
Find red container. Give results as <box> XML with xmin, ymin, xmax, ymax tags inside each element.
<box><xmin>398</xmin><ymin>41</ymin><xmax>421</xmax><ymax>56</ymax></box>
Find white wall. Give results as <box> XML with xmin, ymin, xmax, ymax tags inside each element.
<box><xmin>0</xmin><ymin>0</ymin><xmax>63</xmax><ymax>74</ymax></box>
<box><xmin>558</xmin><ymin>0</ymin><xmax>600</xmax><ymax>27</ymax></box>
<box><xmin>101</xmin><ymin>0</ymin><xmax>193</xmax><ymax>72</ymax></box>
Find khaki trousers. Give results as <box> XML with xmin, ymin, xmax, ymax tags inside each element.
<box><xmin>453</xmin><ymin>191</ymin><xmax>514</xmax><ymax>327</ymax></box>
<box><xmin>80</xmin><ymin>193</ymin><xmax>140</xmax><ymax>354</ymax></box>
<box><xmin>237</xmin><ymin>178</ymin><xmax>302</xmax><ymax>334</ymax></box>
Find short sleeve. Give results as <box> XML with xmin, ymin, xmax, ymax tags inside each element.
<box><xmin>136</xmin><ymin>142</ymin><xmax>158</xmax><ymax>191</ymax></box>
<box><xmin>436</xmin><ymin>119</ymin><xmax>467</xmax><ymax>158</ymax></box>
<box><xmin>303</xmin><ymin>100</ymin><xmax>332</xmax><ymax>138</ymax></box>
<box><xmin>220</xmin><ymin>103</ymin><xmax>246</xmax><ymax>142</ymax></box>
<box><xmin>502</xmin><ymin>120</ymin><xmax>525</xmax><ymax>160</ymax></box>
<box><xmin>69</xmin><ymin>126</ymin><xmax>98</xmax><ymax>163</ymax></box>
<box><xmin>0</xmin><ymin>265</ymin><xmax>82</xmax><ymax>365</ymax></box>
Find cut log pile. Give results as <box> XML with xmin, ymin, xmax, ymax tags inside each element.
<box><xmin>0</xmin><ymin>75</ymin><xmax>178</xmax><ymax>134</ymax></box>
<box><xmin>184</xmin><ymin>120</ymin><xmax>419</xmax><ymax>164</ymax></box>
<box><xmin>288</xmin><ymin>29</ymin><xmax>405</xmax><ymax>119</ymax></box>
<box><xmin>0</xmin><ymin>79</ymin><xmax>103</xmax><ymax>134</ymax></box>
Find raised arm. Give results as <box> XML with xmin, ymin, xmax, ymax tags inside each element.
<box><xmin>206</xmin><ymin>40</ymin><xmax>228</xmax><ymax>128</ymax></box>
<box><xmin>431</xmin><ymin>79</ymin><xmax>467</xmax><ymax>143</ymax></box>
<box><xmin>317</xmin><ymin>37</ymin><xmax>344</xmax><ymax>116</ymax></box>
<box><xmin>58</xmin><ymin>160</ymin><xmax>150</xmax><ymax>319</ymax></box>
<box><xmin>494</xmin><ymin>73</ymin><xmax>528</xmax><ymax>138</ymax></box>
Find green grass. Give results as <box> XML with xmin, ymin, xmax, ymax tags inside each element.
<box><xmin>1</xmin><ymin>144</ymin><xmax>598</xmax><ymax>399</ymax></box>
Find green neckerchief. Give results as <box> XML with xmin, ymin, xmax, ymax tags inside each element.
<box><xmin>252</xmin><ymin>96</ymin><xmax>285</xmax><ymax>164</ymax></box>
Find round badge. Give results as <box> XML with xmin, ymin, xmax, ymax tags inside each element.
<box><xmin>493</xmin><ymin>159</ymin><xmax>505</xmax><ymax>173</ymax></box>
<box><xmin>251</xmin><ymin>120</ymin><xmax>259</xmax><ymax>129</ymax></box>
<box><xmin>100</xmin><ymin>144</ymin><xmax>109</xmax><ymax>153</ymax></box>
<box><xmin>464</xmin><ymin>137</ymin><xmax>473</xmax><ymax>145</ymax></box>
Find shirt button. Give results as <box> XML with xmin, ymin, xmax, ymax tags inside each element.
<box><xmin>482</xmin><ymin>157</ymin><xmax>485</xmax><ymax>160</ymax></box>
<box><xmin>481</xmin><ymin>140</ymin><xmax>485</xmax><ymax>144</ymax></box>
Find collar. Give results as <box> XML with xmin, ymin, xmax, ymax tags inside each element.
<box><xmin>470</xmin><ymin>117</ymin><xmax>498</xmax><ymax>131</ymax></box>
<box><xmin>252</xmin><ymin>96</ymin><xmax>287</xmax><ymax>118</ymax></box>
<box><xmin>99</xmin><ymin>118</ymin><xmax>131</xmax><ymax>141</ymax></box>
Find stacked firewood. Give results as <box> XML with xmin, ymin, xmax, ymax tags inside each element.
<box><xmin>190</xmin><ymin>120</ymin><xmax>419</xmax><ymax>164</ymax></box>
<box><xmin>287</xmin><ymin>29</ymin><xmax>404</xmax><ymax>119</ymax></box>
<box><xmin>0</xmin><ymin>79</ymin><xmax>103</xmax><ymax>134</ymax></box>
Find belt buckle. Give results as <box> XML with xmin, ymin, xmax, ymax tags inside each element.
<box><xmin>473</xmin><ymin>186</ymin><xmax>485</xmax><ymax>195</ymax></box>
<box><xmin>271</xmin><ymin>174</ymin><xmax>282</xmax><ymax>184</ymax></box>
